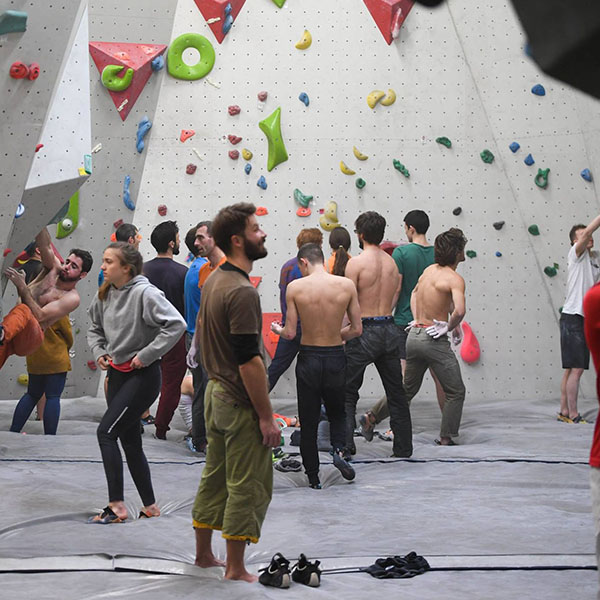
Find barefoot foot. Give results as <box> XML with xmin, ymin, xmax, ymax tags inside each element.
<box><xmin>195</xmin><ymin>555</ymin><xmax>226</xmax><ymax>568</ymax></box>
<box><xmin>225</xmin><ymin>570</ymin><xmax>258</xmax><ymax>583</ymax></box>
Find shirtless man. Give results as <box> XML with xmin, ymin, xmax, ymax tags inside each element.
<box><xmin>272</xmin><ymin>243</ymin><xmax>362</xmax><ymax>488</ymax></box>
<box><xmin>344</xmin><ymin>211</ymin><xmax>412</xmax><ymax>458</ymax></box>
<box><xmin>404</xmin><ymin>227</ymin><xmax>467</xmax><ymax>446</ymax></box>
<box><xmin>4</xmin><ymin>227</ymin><xmax>92</xmax><ymax>330</ymax></box>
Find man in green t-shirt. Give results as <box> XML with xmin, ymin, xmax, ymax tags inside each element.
<box><xmin>358</xmin><ymin>210</ymin><xmax>447</xmax><ymax>440</ymax></box>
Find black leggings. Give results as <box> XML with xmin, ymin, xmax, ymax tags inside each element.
<box><xmin>97</xmin><ymin>363</ymin><xmax>161</xmax><ymax>506</ymax></box>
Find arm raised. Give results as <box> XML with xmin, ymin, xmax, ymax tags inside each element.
<box><xmin>35</xmin><ymin>227</ymin><xmax>61</xmax><ymax>271</ymax></box>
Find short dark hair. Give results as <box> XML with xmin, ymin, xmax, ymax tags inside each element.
<box><xmin>404</xmin><ymin>210</ymin><xmax>430</xmax><ymax>234</ymax></box>
<box><xmin>328</xmin><ymin>226</ymin><xmax>351</xmax><ymax>251</ymax></box>
<box><xmin>434</xmin><ymin>228</ymin><xmax>467</xmax><ymax>267</ymax></box>
<box><xmin>197</xmin><ymin>220</ymin><xmax>213</xmax><ymax>236</ymax></box>
<box><xmin>68</xmin><ymin>248</ymin><xmax>93</xmax><ymax>273</ymax></box>
<box><xmin>185</xmin><ymin>226</ymin><xmax>199</xmax><ymax>256</ymax></box>
<box><xmin>355</xmin><ymin>211</ymin><xmax>386</xmax><ymax>245</ymax></box>
<box><xmin>212</xmin><ymin>203</ymin><xmax>256</xmax><ymax>255</ymax></box>
<box><xmin>115</xmin><ymin>223</ymin><xmax>138</xmax><ymax>243</ymax></box>
<box><xmin>297</xmin><ymin>243</ymin><xmax>324</xmax><ymax>265</ymax></box>
<box><xmin>569</xmin><ymin>224</ymin><xmax>586</xmax><ymax>245</ymax></box>
<box><xmin>150</xmin><ymin>220</ymin><xmax>178</xmax><ymax>253</ymax></box>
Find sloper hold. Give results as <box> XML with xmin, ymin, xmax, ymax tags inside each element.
<box><xmin>0</xmin><ymin>10</ymin><xmax>28</xmax><ymax>35</ymax></box>
<box><xmin>194</xmin><ymin>0</ymin><xmax>248</xmax><ymax>44</ymax></box>
<box><xmin>362</xmin><ymin>0</ymin><xmax>415</xmax><ymax>45</ymax></box>
<box><xmin>89</xmin><ymin>42</ymin><xmax>167</xmax><ymax>121</ymax></box>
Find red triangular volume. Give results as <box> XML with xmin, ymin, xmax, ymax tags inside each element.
<box><xmin>194</xmin><ymin>0</ymin><xmax>248</xmax><ymax>44</ymax></box>
<box><xmin>89</xmin><ymin>42</ymin><xmax>167</xmax><ymax>121</ymax></box>
<box><xmin>363</xmin><ymin>0</ymin><xmax>415</xmax><ymax>45</ymax></box>
<box><xmin>460</xmin><ymin>321</ymin><xmax>481</xmax><ymax>364</ymax></box>
<box><xmin>250</xmin><ymin>276</ymin><xmax>262</xmax><ymax>288</ymax></box>
<box><xmin>262</xmin><ymin>312</ymin><xmax>282</xmax><ymax>359</ymax></box>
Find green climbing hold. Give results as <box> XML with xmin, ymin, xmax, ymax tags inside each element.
<box><xmin>259</xmin><ymin>107</ymin><xmax>289</xmax><ymax>172</ymax></box>
<box><xmin>356</xmin><ymin>178</ymin><xmax>366</xmax><ymax>189</ymax></box>
<box><xmin>553</xmin><ymin>263</ymin><xmax>559</xmax><ymax>270</ymax></box>
<box><xmin>480</xmin><ymin>149</ymin><xmax>494</xmax><ymax>164</ymax></box>
<box><xmin>56</xmin><ymin>191</ymin><xmax>79</xmax><ymax>239</ymax></box>
<box><xmin>271</xmin><ymin>0</ymin><xmax>287</xmax><ymax>7</ymax></box>
<box><xmin>294</xmin><ymin>188</ymin><xmax>313</xmax><ymax>208</ymax></box>
<box><xmin>528</xmin><ymin>224</ymin><xmax>540</xmax><ymax>236</ymax></box>
<box><xmin>544</xmin><ymin>266</ymin><xmax>557</xmax><ymax>277</ymax></box>
<box><xmin>535</xmin><ymin>168</ymin><xmax>550</xmax><ymax>189</ymax></box>
<box><xmin>436</xmin><ymin>137</ymin><xmax>452</xmax><ymax>148</ymax></box>
<box><xmin>0</xmin><ymin>10</ymin><xmax>28</xmax><ymax>35</ymax></box>
<box><xmin>75</xmin><ymin>328</ymin><xmax>80</xmax><ymax>335</ymax></box>
<box><xmin>393</xmin><ymin>159</ymin><xmax>409</xmax><ymax>178</ymax></box>
<box><xmin>101</xmin><ymin>65</ymin><xmax>134</xmax><ymax>92</ymax></box>
<box><xmin>466</xmin><ymin>250</ymin><xmax>477</xmax><ymax>259</ymax></box>
<box><xmin>167</xmin><ymin>33</ymin><xmax>215</xmax><ymax>81</ymax></box>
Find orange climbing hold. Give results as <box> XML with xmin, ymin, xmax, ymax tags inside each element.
<box><xmin>256</xmin><ymin>206</ymin><xmax>268</xmax><ymax>216</ymax></box>
<box><xmin>180</xmin><ymin>129</ymin><xmax>195</xmax><ymax>142</ymax></box>
<box><xmin>250</xmin><ymin>276</ymin><xmax>262</xmax><ymax>288</ymax></box>
<box><xmin>460</xmin><ymin>321</ymin><xmax>480</xmax><ymax>364</ymax></box>
<box><xmin>296</xmin><ymin>206</ymin><xmax>311</xmax><ymax>217</ymax></box>
<box><xmin>262</xmin><ymin>312</ymin><xmax>282</xmax><ymax>359</ymax></box>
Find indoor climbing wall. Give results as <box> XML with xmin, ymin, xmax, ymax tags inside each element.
<box><xmin>132</xmin><ymin>0</ymin><xmax>600</xmax><ymax>402</ymax></box>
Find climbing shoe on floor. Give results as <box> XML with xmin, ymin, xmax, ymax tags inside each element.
<box><xmin>259</xmin><ymin>553</ymin><xmax>291</xmax><ymax>588</ymax></box>
<box><xmin>291</xmin><ymin>553</ymin><xmax>321</xmax><ymax>587</ymax></box>
<box><xmin>333</xmin><ymin>451</ymin><xmax>356</xmax><ymax>481</ymax></box>
<box><xmin>359</xmin><ymin>414</ymin><xmax>375</xmax><ymax>442</ymax></box>
<box><xmin>274</xmin><ymin>458</ymin><xmax>302</xmax><ymax>472</ymax></box>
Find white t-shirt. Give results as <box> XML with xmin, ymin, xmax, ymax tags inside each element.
<box><xmin>562</xmin><ymin>245</ymin><xmax>600</xmax><ymax>316</ymax></box>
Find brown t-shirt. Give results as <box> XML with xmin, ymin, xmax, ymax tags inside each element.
<box><xmin>200</xmin><ymin>262</ymin><xmax>265</xmax><ymax>404</ymax></box>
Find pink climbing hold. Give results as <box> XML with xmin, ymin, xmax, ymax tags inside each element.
<box><xmin>35</xmin><ymin>144</ymin><xmax>44</xmax><ymax>152</ymax></box>
<box><xmin>186</xmin><ymin>163</ymin><xmax>197</xmax><ymax>174</ymax></box>
<box><xmin>87</xmin><ymin>360</ymin><xmax>98</xmax><ymax>371</ymax></box>
<box><xmin>27</xmin><ymin>62</ymin><xmax>40</xmax><ymax>80</ymax></box>
<box><xmin>229</xmin><ymin>150</ymin><xmax>239</xmax><ymax>160</ymax></box>
<box><xmin>228</xmin><ymin>134</ymin><xmax>242</xmax><ymax>145</ymax></box>
<box><xmin>9</xmin><ymin>61</ymin><xmax>29</xmax><ymax>79</ymax></box>
<box><xmin>180</xmin><ymin>129</ymin><xmax>195</xmax><ymax>142</ymax></box>
<box><xmin>3</xmin><ymin>248</ymin><xmax>12</xmax><ymax>257</ymax></box>
<box><xmin>157</xmin><ymin>204</ymin><xmax>167</xmax><ymax>216</ymax></box>
<box><xmin>113</xmin><ymin>218</ymin><xmax>124</xmax><ymax>229</ymax></box>
<box><xmin>258</xmin><ymin>91</ymin><xmax>268</xmax><ymax>102</ymax></box>
<box><xmin>460</xmin><ymin>321</ymin><xmax>480</xmax><ymax>364</ymax></box>
<box><xmin>228</xmin><ymin>105</ymin><xmax>241</xmax><ymax>115</ymax></box>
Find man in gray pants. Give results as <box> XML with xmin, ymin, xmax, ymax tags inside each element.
<box><xmin>404</xmin><ymin>228</ymin><xmax>467</xmax><ymax>446</ymax></box>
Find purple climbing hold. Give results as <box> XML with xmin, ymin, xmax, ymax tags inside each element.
<box><xmin>524</xmin><ymin>153</ymin><xmax>534</xmax><ymax>166</ymax></box>
<box><xmin>531</xmin><ymin>84</ymin><xmax>546</xmax><ymax>96</ymax></box>
<box><xmin>581</xmin><ymin>169</ymin><xmax>593</xmax><ymax>182</ymax></box>
<box><xmin>509</xmin><ymin>142</ymin><xmax>520</xmax><ymax>153</ymax></box>
<box><xmin>257</xmin><ymin>175</ymin><xmax>267</xmax><ymax>189</ymax></box>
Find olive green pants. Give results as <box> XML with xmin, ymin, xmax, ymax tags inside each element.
<box><xmin>192</xmin><ymin>380</ymin><xmax>273</xmax><ymax>543</ymax></box>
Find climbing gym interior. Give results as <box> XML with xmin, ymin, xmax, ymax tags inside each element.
<box><xmin>0</xmin><ymin>0</ymin><xmax>598</xmax><ymax>598</ymax></box>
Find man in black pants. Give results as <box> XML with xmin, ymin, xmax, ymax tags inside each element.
<box><xmin>344</xmin><ymin>212</ymin><xmax>413</xmax><ymax>458</ymax></box>
<box><xmin>272</xmin><ymin>243</ymin><xmax>362</xmax><ymax>489</ymax></box>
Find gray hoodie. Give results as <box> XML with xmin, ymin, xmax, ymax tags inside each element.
<box><xmin>87</xmin><ymin>275</ymin><xmax>186</xmax><ymax>366</ymax></box>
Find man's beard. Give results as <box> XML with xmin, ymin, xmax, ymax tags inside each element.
<box><xmin>173</xmin><ymin>243</ymin><xmax>180</xmax><ymax>255</ymax></box>
<box><xmin>244</xmin><ymin>236</ymin><xmax>267</xmax><ymax>261</ymax></box>
<box><xmin>58</xmin><ymin>271</ymin><xmax>79</xmax><ymax>282</ymax></box>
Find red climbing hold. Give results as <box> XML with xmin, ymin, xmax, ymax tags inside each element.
<box><xmin>9</xmin><ymin>61</ymin><xmax>29</xmax><ymax>79</ymax></box>
<box><xmin>228</xmin><ymin>105</ymin><xmax>241</xmax><ymax>115</ymax></box>
<box><xmin>3</xmin><ymin>248</ymin><xmax>12</xmax><ymax>257</ymax></box>
<box><xmin>110</xmin><ymin>233</ymin><xmax>117</xmax><ymax>242</ymax></box>
<box><xmin>27</xmin><ymin>62</ymin><xmax>40</xmax><ymax>80</ymax></box>
<box><xmin>296</xmin><ymin>207</ymin><xmax>311</xmax><ymax>217</ymax></box>
<box><xmin>256</xmin><ymin>206</ymin><xmax>268</xmax><ymax>216</ymax></box>
<box><xmin>180</xmin><ymin>129</ymin><xmax>195</xmax><ymax>142</ymax></box>
<box><xmin>250</xmin><ymin>276</ymin><xmax>261</xmax><ymax>288</ymax></box>
<box><xmin>228</xmin><ymin>150</ymin><xmax>239</xmax><ymax>160</ymax></box>
<box><xmin>35</xmin><ymin>144</ymin><xmax>44</xmax><ymax>152</ymax></box>
<box><xmin>380</xmin><ymin>241</ymin><xmax>398</xmax><ymax>256</ymax></box>
<box><xmin>186</xmin><ymin>163</ymin><xmax>197</xmax><ymax>174</ymax></box>
<box><xmin>460</xmin><ymin>321</ymin><xmax>480</xmax><ymax>364</ymax></box>
<box><xmin>258</xmin><ymin>91</ymin><xmax>268</xmax><ymax>102</ymax></box>
<box><xmin>157</xmin><ymin>204</ymin><xmax>167</xmax><ymax>216</ymax></box>
<box><xmin>193</xmin><ymin>0</ymin><xmax>249</xmax><ymax>44</ymax></box>
<box><xmin>363</xmin><ymin>0</ymin><xmax>415</xmax><ymax>45</ymax></box>
<box><xmin>113</xmin><ymin>218</ymin><xmax>123</xmax><ymax>229</ymax></box>
<box><xmin>228</xmin><ymin>134</ymin><xmax>242</xmax><ymax>145</ymax></box>
<box><xmin>262</xmin><ymin>312</ymin><xmax>283</xmax><ymax>359</ymax></box>
<box><xmin>87</xmin><ymin>360</ymin><xmax>98</xmax><ymax>371</ymax></box>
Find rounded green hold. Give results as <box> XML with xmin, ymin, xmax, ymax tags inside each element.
<box><xmin>393</xmin><ymin>159</ymin><xmax>409</xmax><ymax>178</ymax></box>
<box><xmin>480</xmin><ymin>149</ymin><xmax>494</xmax><ymax>164</ymax></box>
<box><xmin>294</xmin><ymin>188</ymin><xmax>312</xmax><ymax>208</ymax></box>
<box><xmin>167</xmin><ymin>33</ymin><xmax>215</xmax><ymax>81</ymax></box>
<box><xmin>356</xmin><ymin>178</ymin><xmax>366</xmax><ymax>189</ymax></box>
<box><xmin>466</xmin><ymin>250</ymin><xmax>477</xmax><ymax>259</ymax></box>
<box><xmin>544</xmin><ymin>266</ymin><xmax>557</xmax><ymax>277</ymax></box>
<box><xmin>101</xmin><ymin>65</ymin><xmax>134</xmax><ymax>91</ymax></box>
<box><xmin>535</xmin><ymin>167</ymin><xmax>550</xmax><ymax>189</ymax></box>
<box><xmin>436</xmin><ymin>137</ymin><xmax>452</xmax><ymax>148</ymax></box>
<box><xmin>528</xmin><ymin>224</ymin><xmax>540</xmax><ymax>236</ymax></box>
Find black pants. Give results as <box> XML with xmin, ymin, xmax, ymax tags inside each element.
<box><xmin>186</xmin><ymin>333</ymin><xmax>209</xmax><ymax>449</ymax></box>
<box><xmin>296</xmin><ymin>345</ymin><xmax>347</xmax><ymax>482</ymax></box>
<box><xmin>98</xmin><ymin>362</ymin><xmax>161</xmax><ymax>506</ymax></box>
<box><xmin>345</xmin><ymin>319</ymin><xmax>413</xmax><ymax>457</ymax></box>
<box><xmin>268</xmin><ymin>329</ymin><xmax>301</xmax><ymax>391</ymax></box>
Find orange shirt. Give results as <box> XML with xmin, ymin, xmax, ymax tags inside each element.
<box><xmin>327</xmin><ymin>250</ymin><xmax>352</xmax><ymax>273</ymax></box>
<box><xmin>198</xmin><ymin>256</ymin><xmax>227</xmax><ymax>289</ymax></box>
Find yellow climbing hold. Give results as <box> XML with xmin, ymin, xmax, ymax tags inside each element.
<box><xmin>380</xmin><ymin>88</ymin><xmax>396</xmax><ymax>106</ymax></box>
<box><xmin>17</xmin><ymin>373</ymin><xmax>29</xmax><ymax>386</ymax></box>
<box><xmin>295</xmin><ymin>29</ymin><xmax>312</xmax><ymax>50</ymax></box>
<box><xmin>353</xmin><ymin>146</ymin><xmax>368</xmax><ymax>161</ymax></box>
<box><xmin>319</xmin><ymin>201</ymin><xmax>341</xmax><ymax>232</ymax></box>
<box><xmin>367</xmin><ymin>90</ymin><xmax>386</xmax><ymax>109</ymax></box>
<box><xmin>340</xmin><ymin>161</ymin><xmax>356</xmax><ymax>175</ymax></box>
<box><xmin>242</xmin><ymin>148</ymin><xmax>253</xmax><ymax>161</ymax></box>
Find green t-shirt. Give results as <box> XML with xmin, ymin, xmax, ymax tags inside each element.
<box><xmin>392</xmin><ymin>243</ymin><xmax>435</xmax><ymax>326</ymax></box>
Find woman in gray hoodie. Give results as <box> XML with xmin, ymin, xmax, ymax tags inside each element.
<box><xmin>87</xmin><ymin>242</ymin><xmax>186</xmax><ymax>524</ymax></box>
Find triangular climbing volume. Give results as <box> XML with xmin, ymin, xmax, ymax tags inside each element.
<box><xmin>89</xmin><ymin>42</ymin><xmax>167</xmax><ymax>121</ymax></box>
<box><xmin>363</xmin><ymin>0</ymin><xmax>415</xmax><ymax>45</ymax></box>
<box><xmin>193</xmin><ymin>0</ymin><xmax>248</xmax><ymax>44</ymax></box>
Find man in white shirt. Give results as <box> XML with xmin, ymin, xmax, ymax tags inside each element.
<box><xmin>559</xmin><ymin>216</ymin><xmax>600</xmax><ymax>423</ymax></box>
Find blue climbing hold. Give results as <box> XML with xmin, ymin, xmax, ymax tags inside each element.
<box><xmin>531</xmin><ymin>84</ymin><xmax>546</xmax><ymax>96</ymax></box>
<box><xmin>509</xmin><ymin>142</ymin><xmax>520</xmax><ymax>153</ymax></box>
<box><xmin>151</xmin><ymin>55</ymin><xmax>164</xmax><ymax>72</ymax></box>
<box><xmin>495</xmin><ymin>251</ymin><xmax>502</xmax><ymax>257</ymax></box>
<box><xmin>257</xmin><ymin>175</ymin><xmax>267</xmax><ymax>190</ymax></box>
<box><xmin>224</xmin><ymin>2</ymin><xmax>232</xmax><ymax>15</ymax></box>
<box><xmin>581</xmin><ymin>168</ymin><xmax>593</xmax><ymax>182</ymax></box>
<box><xmin>245</xmin><ymin>163</ymin><xmax>252</xmax><ymax>175</ymax></box>
<box><xmin>0</xmin><ymin>10</ymin><xmax>28</xmax><ymax>35</ymax></box>
<box><xmin>223</xmin><ymin>14</ymin><xmax>234</xmax><ymax>34</ymax></box>
<box><xmin>524</xmin><ymin>153</ymin><xmax>534</xmax><ymax>166</ymax></box>
<box><xmin>299</xmin><ymin>92</ymin><xmax>309</xmax><ymax>107</ymax></box>
<box><xmin>524</xmin><ymin>43</ymin><xmax>532</xmax><ymax>57</ymax></box>
<box><xmin>123</xmin><ymin>175</ymin><xmax>135</xmax><ymax>210</ymax></box>
<box><xmin>15</xmin><ymin>203</ymin><xmax>24</xmax><ymax>218</ymax></box>
<box><xmin>136</xmin><ymin>117</ymin><xmax>152</xmax><ymax>153</ymax></box>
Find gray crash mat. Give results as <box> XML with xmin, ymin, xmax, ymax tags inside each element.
<box><xmin>0</xmin><ymin>393</ymin><xmax>597</xmax><ymax>599</ymax></box>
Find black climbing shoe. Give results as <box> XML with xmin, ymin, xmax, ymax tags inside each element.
<box><xmin>333</xmin><ymin>451</ymin><xmax>356</xmax><ymax>481</ymax></box>
<box><xmin>259</xmin><ymin>553</ymin><xmax>291</xmax><ymax>588</ymax></box>
<box><xmin>291</xmin><ymin>553</ymin><xmax>321</xmax><ymax>587</ymax></box>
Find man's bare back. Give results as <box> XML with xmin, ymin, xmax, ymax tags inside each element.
<box><xmin>413</xmin><ymin>264</ymin><xmax>466</xmax><ymax>327</ymax></box>
<box><xmin>345</xmin><ymin>246</ymin><xmax>400</xmax><ymax>317</ymax></box>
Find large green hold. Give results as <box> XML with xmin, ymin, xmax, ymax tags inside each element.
<box><xmin>271</xmin><ymin>0</ymin><xmax>287</xmax><ymax>7</ymax></box>
<box><xmin>259</xmin><ymin>107</ymin><xmax>288</xmax><ymax>172</ymax></box>
<box><xmin>56</xmin><ymin>191</ymin><xmax>79</xmax><ymax>239</ymax></box>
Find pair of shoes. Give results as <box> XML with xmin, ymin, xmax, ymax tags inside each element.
<box><xmin>556</xmin><ymin>413</ymin><xmax>571</xmax><ymax>423</ymax></box>
<box><xmin>140</xmin><ymin>414</ymin><xmax>155</xmax><ymax>425</ymax></box>
<box><xmin>359</xmin><ymin>414</ymin><xmax>375</xmax><ymax>442</ymax></box>
<box><xmin>434</xmin><ymin>438</ymin><xmax>457</xmax><ymax>446</ymax></box>
<box><xmin>274</xmin><ymin>458</ymin><xmax>302</xmax><ymax>473</ymax></box>
<box><xmin>333</xmin><ymin>451</ymin><xmax>356</xmax><ymax>481</ymax></box>
<box><xmin>259</xmin><ymin>553</ymin><xmax>321</xmax><ymax>588</ymax></box>
<box><xmin>88</xmin><ymin>506</ymin><xmax>126</xmax><ymax>524</ymax></box>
